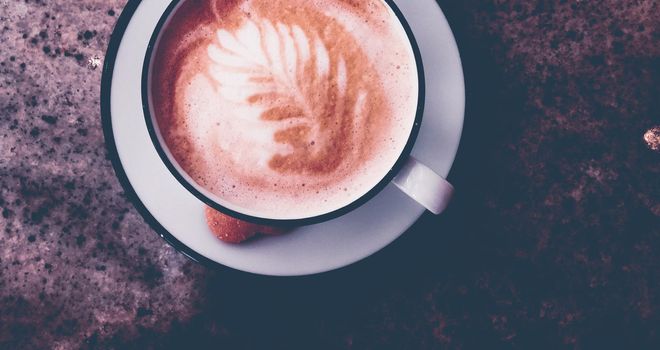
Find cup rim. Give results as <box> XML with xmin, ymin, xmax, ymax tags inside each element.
<box><xmin>141</xmin><ymin>0</ymin><xmax>426</xmax><ymax>226</ymax></box>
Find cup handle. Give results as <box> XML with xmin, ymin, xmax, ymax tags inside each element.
<box><xmin>392</xmin><ymin>156</ymin><xmax>454</xmax><ymax>214</ymax></box>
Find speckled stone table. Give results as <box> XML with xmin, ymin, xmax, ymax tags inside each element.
<box><xmin>1</xmin><ymin>0</ymin><xmax>658</xmax><ymax>349</ymax></box>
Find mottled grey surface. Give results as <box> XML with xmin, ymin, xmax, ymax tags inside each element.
<box><xmin>1</xmin><ymin>1</ymin><xmax>206</xmax><ymax>348</ymax></box>
<box><xmin>1</xmin><ymin>0</ymin><xmax>659</xmax><ymax>349</ymax></box>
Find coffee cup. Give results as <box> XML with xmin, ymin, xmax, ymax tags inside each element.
<box><xmin>143</xmin><ymin>0</ymin><xmax>454</xmax><ymax>225</ymax></box>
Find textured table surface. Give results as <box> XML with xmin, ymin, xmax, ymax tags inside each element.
<box><xmin>1</xmin><ymin>0</ymin><xmax>659</xmax><ymax>349</ymax></box>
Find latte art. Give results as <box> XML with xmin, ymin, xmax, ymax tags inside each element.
<box><xmin>206</xmin><ymin>16</ymin><xmax>372</xmax><ymax>175</ymax></box>
<box><xmin>150</xmin><ymin>0</ymin><xmax>420</xmax><ymax>218</ymax></box>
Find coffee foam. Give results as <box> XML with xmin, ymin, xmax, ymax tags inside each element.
<box><xmin>150</xmin><ymin>0</ymin><xmax>419</xmax><ymax>219</ymax></box>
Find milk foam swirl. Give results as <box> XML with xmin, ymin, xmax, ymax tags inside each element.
<box><xmin>150</xmin><ymin>0</ymin><xmax>419</xmax><ymax>218</ymax></box>
<box><xmin>204</xmin><ymin>16</ymin><xmax>367</xmax><ymax>175</ymax></box>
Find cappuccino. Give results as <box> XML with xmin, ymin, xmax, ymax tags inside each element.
<box><xmin>149</xmin><ymin>0</ymin><xmax>420</xmax><ymax>218</ymax></box>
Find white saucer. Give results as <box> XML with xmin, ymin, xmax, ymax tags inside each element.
<box><xmin>101</xmin><ymin>0</ymin><xmax>464</xmax><ymax>276</ymax></box>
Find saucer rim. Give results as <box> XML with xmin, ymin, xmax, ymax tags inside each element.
<box><xmin>100</xmin><ymin>0</ymin><xmax>465</xmax><ymax>276</ymax></box>
<box><xmin>102</xmin><ymin>0</ymin><xmax>222</xmax><ymax>269</ymax></box>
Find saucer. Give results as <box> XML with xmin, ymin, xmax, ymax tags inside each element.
<box><xmin>101</xmin><ymin>0</ymin><xmax>465</xmax><ymax>276</ymax></box>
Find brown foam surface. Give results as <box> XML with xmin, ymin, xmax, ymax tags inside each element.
<box><xmin>150</xmin><ymin>0</ymin><xmax>419</xmax><ymax>217</ymax></box>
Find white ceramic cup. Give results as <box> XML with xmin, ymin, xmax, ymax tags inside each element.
<box><xmin>142</xmin><ymin>0</ymin><xmax>454</xmax><ymax>225</ymax></box>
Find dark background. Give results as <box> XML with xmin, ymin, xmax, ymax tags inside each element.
<box><xmin>1</xmin><ymin>0</ymin><xmax>658</xmax><ymax>349</ymax></box>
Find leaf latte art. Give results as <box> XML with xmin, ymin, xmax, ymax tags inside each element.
<box><xmin>150</xmin><ymin>0</ymin><xmax>420</xmax><ymax>218</ymax></box>
<box><xmin>208</xmin><ymin>18</ymin><xmax>367</xmax><ymax>175</ymax></box>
